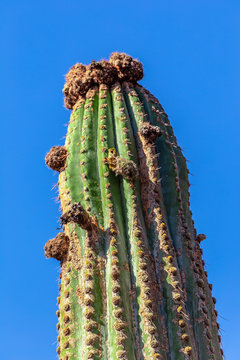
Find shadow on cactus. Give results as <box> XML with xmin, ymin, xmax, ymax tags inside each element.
<box><xmin>45</xmin><ymin>52</ymin><xmax>223</xmax><ymax>360</ymax></box>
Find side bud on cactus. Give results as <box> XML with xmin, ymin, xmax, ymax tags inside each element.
<box><xmin>45</xmin><ymin>146</ymin><xmax>68</xmax><ymax>171</ymax></box>
<box><xmin>60</xmin><ymin>202</ymin><xmax>91</xmax><ymax>230</ymax></box>
<box><xmin>44</xmin><ymin>233</ymin><xmax>69</xmax><ymax>261</ymax></box>
<box><xmin>107</xmin><ymin>148</ymin><xmax>138</xmax><ymax>180</ymax></box>
<box><xmin>45</xmin><ymin>52</ymin><xmax>223</xmax><ymax>360</ymax></box>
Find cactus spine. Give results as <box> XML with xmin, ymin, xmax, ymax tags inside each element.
<box><xmin>45</xmin><ymin>53</ymin><xmax>223</xmax><ymax>360</ymax></box>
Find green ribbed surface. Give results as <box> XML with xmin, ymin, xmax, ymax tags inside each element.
<box><xmin>48</xmin><ymin>80</ymin><xmax>223</xmax><ymax>360</ymax></box>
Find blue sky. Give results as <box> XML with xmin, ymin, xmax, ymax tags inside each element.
<box><xmin>1</xmin><ymin>1</ymin><xmax>239</xmax><ymax>359</ymax></box>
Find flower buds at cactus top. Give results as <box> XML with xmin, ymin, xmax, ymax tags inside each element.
<box><xmin>63</xmin><ymin>52</ymin><xmax>143</xmax><ymax>109</ymax></box>
<box><xmin>109</xmin><ymin>52</ymin><xmax>143</xmax><ymax>82</ymax></box>
<box><xmin>45</xmin><ymin>52</ymin><xmax>223</xmax><ymax>360</ymax></box>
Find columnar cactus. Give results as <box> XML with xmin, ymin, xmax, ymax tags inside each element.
<box><xmin>45</xmin><ymin>53</ymin><xmax>223</xmax><ymax>360</ymax></box>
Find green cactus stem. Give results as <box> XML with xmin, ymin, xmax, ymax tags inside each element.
<box><xmin>45</xmin><ymin>52</ymin><xmax>223</xmax><ymax>360</ymax></box>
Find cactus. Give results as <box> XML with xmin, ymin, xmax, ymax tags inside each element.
<box><xmin>45</xmin><ymin>53</ymin><xmax>223</xmax><ymax>360</ymax></box>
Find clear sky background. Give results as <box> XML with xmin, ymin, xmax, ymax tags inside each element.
<box><xmin>1</xmin><ymin>1</ymin><xmax>239</xmax><ymax>359</ymax></box>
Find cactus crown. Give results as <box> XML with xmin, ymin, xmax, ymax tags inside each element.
<box><xmin>63</xmin><ymin>52</ymin><xmax>143</xmax><ymax>109</ymax></box>
<box><xmin>45</xmin><ymin>52</ymin><xmax>223</xmax><ymax>360</ymax></box>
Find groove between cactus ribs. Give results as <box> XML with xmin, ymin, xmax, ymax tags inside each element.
<box><xmin>45</xmin><ymin>52</ymin><xmax>223</xmax><ymax>360</ymax></box>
